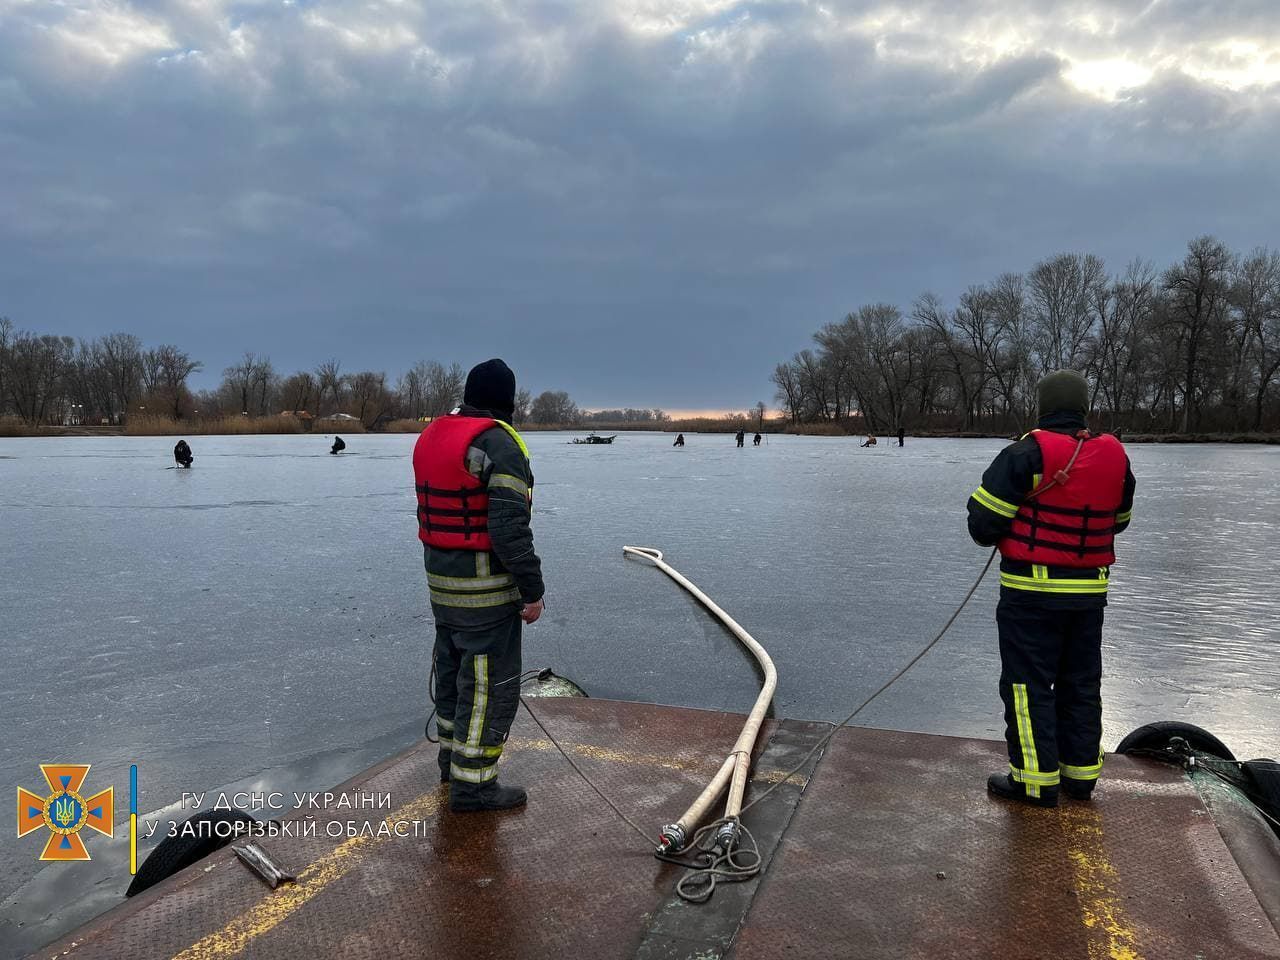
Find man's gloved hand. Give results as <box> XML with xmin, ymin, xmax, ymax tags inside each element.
<box><xmin>520</xmin><ymin>598</ymin><xmax>544</xmax><ymax>624</ymax></box>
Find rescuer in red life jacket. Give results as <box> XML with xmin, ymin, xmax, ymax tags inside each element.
<box><xmin>413</xmin><ymin>359</ymin><xmax>544</xmax><ymax>812</ymax></box>
<box><xmin>968</xmin><ymin>370</ymin><xmax>1135</xmax><ymax>808</ymax></box>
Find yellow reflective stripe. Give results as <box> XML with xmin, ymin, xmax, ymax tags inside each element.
<box><xmin>489</xmin><ymin>473</ymin><xmax>531</xmax><ymax>498</ymax></box>
<box><xmin>436</xmin><ymin>717</ymin><xmax>455</xmax><ymax>732</ymax></box>
<box><xmin>493</xmin><ymin>420</ymin><xmax>531</xmax><ymax>460</ymax></box>
<box><xmin>450</xmin><ymin>741</ymin><xmax>503</xmax><ymax>759</ymax></box>
<box><xmin>438</xmin><ymin>736</ymin><xmax>501</xmax><ymax>758</ymax></box>
<box><xmin>427</xmin><ymin>571</ymin><xmax>516</xmax><ymax>591</ymax></box>
<box><xmin>1060</xmin><ymin>757</ymin><xmax>1104</xmax><ymax>781</ymax></box>
<box><xmin>1000</xmin><ymin>573</ymin><xmax>1109</xmax><ymax>594</ymax></box>
<box><xmin>476</xmin><ymin>552</ymin><xmax>490</xmax><ymax>577</ymax></box>
<box><xmin>466</xmin><ymin>654</ymin><xmax>489</xmax><ymax>750</ymax></box>
<box><xmin>1011</xmin><ymin>684</ymin><xmax>1045</xmax><ymax>796</ymax></box>
<box><xmin>429</xmin><ymin>588</ymin><xmax>522</xmax><ymax>608</ymax></box>
<box><xmin>972</xmin><ymin>485</ymin><xmax>1018</xmax><ymax>518</ymax></box>
<box><xmin>1032</xmin><ymin>564</ymin><xmax>1048</xmax><ymax>580</ymax></box>
<box><xmin>1116</xmin><ymin>509</ymin><xmax>1132</xmax><ymax>523</ymax></box>
<box><xmin>1010</xmin><ymin>765</ymin><xmax>1061</xmax><ymax>786</ymax></box>
<box><xmin>1032</xmin><ymin>473</ymin><xmax>1042</xmax><ymax>490</ymax></box>
<box><xmin>449</xmin><ymin>761</ymin><xmax>499</xmax><ymax>784</ymax></box>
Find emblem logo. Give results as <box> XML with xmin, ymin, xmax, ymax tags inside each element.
<box><xmin>17</xmin><ymin>764</ymin><xmax>114</xmax><ymax>861</ymax></box>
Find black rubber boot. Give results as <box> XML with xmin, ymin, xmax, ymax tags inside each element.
<box><xmin>987</xmin><ymin>772</ymin><xmax>1058</xmax><ymax>808</ymax></box>
<box><xmin>1061</xmin><ymin>777</ymin><xmax>1095</xmax><ymax>801</ymax></box>
<box><xmin>449</xmin><ymin>782</ymin><xmax>527</xmax><ymax>813</ymax></box>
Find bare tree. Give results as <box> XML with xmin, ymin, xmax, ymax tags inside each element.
<box><xmin>315</xmin><ymin>359</ymin><xmax>344</xmax><ymax>417</ymax></box>
<box><xmin>1163</xmin><ymin>236</ymin><xmax>1234</xmax><ymax>432</ymax></box>
<box><xmin>144</xmin><ymin>345</ymin><xmax>202</xmax><ymax>419</ymax></box>
<box><xmin>223</xmin><ymin>353</ymin><xmax>259</xmax><ymax>415</ymax></box>
<box><xmin>421</xmin><ymin>361</ymin><xmax>466</xmax><ymax>418</ymax></box>
<box><xmin>513</xmin><ymin>387</ymin><xmax>532</xmax><ymax>424</ymax></box>
<box><xmin>280</xmin><ymin>371</ymin><xmax>316</xmax><ymax>414</ymax></box>
<box><xmin>0</xmin><ymin>317</ymin><xmax>13</xmax><ymax>417</ymax></box>
<box><xmin>1092</xmin><ymin>261</ymin><xmax>1156</xmax><ymax>429</ymax></box>
<box><xmin>347</xmin><ymin>371</ymin><xmax>394</xmax><ymax>427</ymax></box>
<box><xmin>252</xmin><ymin>357</ymin><xmax>276</xmax><ymax>416</ymax></box>
<box><xmin>6</xmin><ymin>331</ymin><xmax>74</xmax><ymax>424</ymax></box>
<box><xmin>528</xmin><ymin>390</ymin><xmax>578</xmax><ymax>424</ymax></box>
<box><xmin>397</xmin><ymin>363</ymin><xmax>427</xmax><ymax>420</ymax></box>
<box><xmin>771</xmin><ymin>360</ymin><xmax>803</xmax><ymax>423</ymax></box>
<box><xmin>1232</xmin><ymin>248</ymin><xmax>1280</xmax><ymax>429</ymax></box>
<box><xmin>100</xmin><ymin>332</ymin><xmax>143</xmax><ymax>423</ymax></box>
<box><xmin>1028</xmin><ymin>253</ymin><xmax>1106</xmax><ymax>374</ymax></box>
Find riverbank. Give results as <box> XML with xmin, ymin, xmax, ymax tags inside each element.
<box><xmin>4</xmin><ymin>418</ymin><xmax>1277</xmax><ymax>443</ymax></box>
<box><xmin>780</xmin><ymin>424</ymin><xmax>1280</xmax><ymax>444</ymax></box>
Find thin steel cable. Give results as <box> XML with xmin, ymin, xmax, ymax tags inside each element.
<box><xmin>740</xmin><ymin>547</ymin><xmax>998</xmax><ymax>814</ymax></box>
<box><xmin>519</xmin><ymin>694</ymin><xmax>655</xmax><ymax>849</ymax></box>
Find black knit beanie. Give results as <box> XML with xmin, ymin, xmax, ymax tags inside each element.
<box><xmin>463</xmin><ymin>358</ymin><xmax>516</xmax><ymax>423</ymax></box>
<box><xmin>1037</xmin><ymin>369</ymin><xmax>1089</xmax><ymax>418</ymax></box>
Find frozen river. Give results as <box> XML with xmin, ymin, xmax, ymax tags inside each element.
<box><xmin>1</xmin><ymin>431</ymin><xmax>1278</xmax><ymax>953</ymax></box>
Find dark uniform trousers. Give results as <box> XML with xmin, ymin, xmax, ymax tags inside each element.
<box><xmin>433</xmin><ymin>615</ymin><xmax>522</xmax><ymax>797</ymax></box>
<box><xmin>997</xmin><ymin>593</ymin><xmax>1105</xmax><ymax>797</ymax></box>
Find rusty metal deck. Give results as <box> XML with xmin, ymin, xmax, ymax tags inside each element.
<box><xmin>38</xmin><ymin>699</ymin><xmax>1280</xmax><ymax>960</ymax></box>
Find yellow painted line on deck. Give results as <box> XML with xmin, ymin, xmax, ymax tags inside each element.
<box><xmin>123</xmin><ymin>731</ymin><xmax>788</xmax><ymax>959</ymax></box>
<box><xmin>1061</xmin><ymin>805</ymin><xmax>1143</xmax><ymax>960</ymax></box>
<box><xmin>169</xmin><ymin>790</ymin><xmax>446</xmax><ymax>960</ymax></box>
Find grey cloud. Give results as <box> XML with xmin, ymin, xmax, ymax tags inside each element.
<box><xmin>1</xmin><ymin>0</ymin><xmax>1278</xmax><ymax>408</ymax></box>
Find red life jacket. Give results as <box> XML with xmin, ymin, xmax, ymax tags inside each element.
<box><xmin>998</xmin><ymin>430</ymin><xmax>1127</xmax><ymax>568</ymax></box>
<box><xmin>413</xmin><ymin>415</ymin><xmax>516</xmax><ymax>551</ymax></box>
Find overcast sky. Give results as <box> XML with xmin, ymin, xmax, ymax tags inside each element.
<box><xmin>2</xmin><ymin>1</ymin><xmax>1278</xmax><ymax>411</ymax></box>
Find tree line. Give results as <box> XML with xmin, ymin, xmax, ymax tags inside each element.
<box><xmin>0</xmin><ymin>323</ymin><xmax>640</xmax><ymax>428</ymax></box>
<box><xmin>771</xmin><ymin>236</ymin><xmax>1280</xmax><ymax>434</ymax></box>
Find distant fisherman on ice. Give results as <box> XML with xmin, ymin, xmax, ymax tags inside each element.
<box><xmin>967</xmin><ymin>370</ymin><xmax>1135</xmax><ymax>807</ymax></box>
<box><xmin>173</xmin><ymin>439</ymin><xmax>193</xmax><ymax>468</ymax></box>
<box><xmin>413</xmin><ymin>358</ymin><xmax>544</xmax><ymax>813</ymax></box>
<box><xmin>673</xmin><ymin>433</ymin><xmax>685</xmax><ymax>447</ymax></box>
<box><xmin>330</xmin><ymin>436</ymin><xmax>345</xmax><ymax>455</ymax></box>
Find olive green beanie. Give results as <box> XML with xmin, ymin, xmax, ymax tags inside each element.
<box><xmin>1037</xmin><ymin>369</ymin><xmax>1089</xmax><ymax>418</ymax></box>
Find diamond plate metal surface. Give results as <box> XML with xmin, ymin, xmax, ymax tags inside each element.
<box><xmin>731</xmin><ymin>727</ymin><xmax>1280</xmax><ymax>960</ymax></box>
<box><xmin>38</xmin><ymin>704</ymin><xmax>1280</xmax><ymax>960</ymax></box>
<box><xmin>39</xmin><ymin>700</ymin><xmax>755</xmax><ymax>960</ymax></box>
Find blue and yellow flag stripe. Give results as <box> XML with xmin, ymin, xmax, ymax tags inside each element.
<box><xmin>130</xmin><ymin>764</ymin><xmax>138</xmax><ymax>876</ymax></box>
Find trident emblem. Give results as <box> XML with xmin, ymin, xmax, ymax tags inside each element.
<box><xmin>17</xmin><ymin>764</ymin><xmax>114</xmax><ymax>861</ymax></box>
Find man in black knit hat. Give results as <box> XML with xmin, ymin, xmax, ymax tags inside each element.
<box><xmin>412</xmin><ymin>358</ymin><xmax>545</xmax><ymax>812</ymax></box>
<box><xmin>967</xmin><ymin>370</ymin><xmax>1135</xmax><ymax>808</ymax></box>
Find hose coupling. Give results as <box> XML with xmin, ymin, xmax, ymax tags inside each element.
<box><xmin>657</xmin><ymin>823</ymin><xmax>687</xmax><ymax>855</ymax></box>
<box><xmin>713</xmin><ymin>819</ymin><xmax>740</xmax><ymax>853</ymax></box>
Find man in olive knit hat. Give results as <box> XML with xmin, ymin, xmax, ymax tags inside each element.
<box><xmin>413</xmin><ymin>358</ymin><xmax>544</xmax><ymax>812</ymax></box>
<box><xmin>967</xmin><ymin>370</ymin><xmax>1135</xmax><ymax>807</ymax></box>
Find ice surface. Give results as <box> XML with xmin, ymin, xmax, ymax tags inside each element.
<box><xmin>0</xmin><ymin>432</ymin><xmax>1277</xmax><ymax>950</ymax></box>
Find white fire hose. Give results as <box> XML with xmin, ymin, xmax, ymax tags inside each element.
<box><xmin>622</xmin><ymin>546</ymin><xmax>777</xmax><ymax>853</ymax></box>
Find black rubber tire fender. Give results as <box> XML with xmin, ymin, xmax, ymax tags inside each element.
<box><xmin>126</xmin><ymin>809</ymin><xmax>257</xmax><ymax>897</ymax></box>
<box><xmin>1242</xmin><ymin>759</ymin><xmax>1280</xmax><ymax>831</ymax></box>
<box><xmin>1115</xmin><ymin>721</ymin><xmax>1236</xmax><ymax>761</ymax></box>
